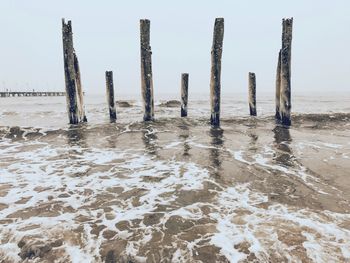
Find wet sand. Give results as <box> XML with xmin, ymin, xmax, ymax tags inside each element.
<box><xmin>0</xmin><ymin>113</ymin><xmax>350</xmax><ymax>262</ymax></box>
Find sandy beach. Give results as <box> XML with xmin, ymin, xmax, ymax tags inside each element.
<box><xmin>0</xmin><ymin>95</ymin><xmax>349</xmax><ymax>262</ymax></box>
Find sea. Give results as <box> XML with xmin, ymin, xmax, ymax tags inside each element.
<box><xmin>0</xmin><ymin>92</ymin><xmax>349</xmax><ymax>262</ymax></box>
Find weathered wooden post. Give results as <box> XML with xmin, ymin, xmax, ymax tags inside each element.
<box><xmin>282</xmin><ymin>18</ymin><xmax>293</xmax><ymax>67</ymax></box>
<box><xmin>279</xmin><ymin>18</ymin><xmax>293</xmax><ymax>126</ymax></box>
<box><xmin>280</xmin><ymin>47</ymin><xmax>291</xmax><ymax>126</ymax></box>
<box><xmin>275</xmin><ymin>50</ymin><xmax>281</xmax><ymax>121</ymax></box>
<box><xmin>248</xmin><ymin>72</ymin><xmax>257</xmax><ymax>116</ymax></box>
<box><xmin>181</xmin><ymin>73</ymin><xmax>189</xmax><ymax>117</ymax></box>
<box><xmin>210</xmin><ymin>18</ymin><xmax>224</xmax><ymax>126</ymax></box>
<box><xmin>73</xmin><ymin>52</ymin><xmax>87</xmax><ymax>122</ymax></box>
<box><xmin>105</xmin><ymin>71</ymin><xmax>117</xmax><ymax>121</ymax></box>
<box><xmin>62</xmin><ymin>18</ymin><xmax>87</xmax><ymax>124</ymax></box>
<box><xmin>140</xmin><ymin>19</ymin><xmax>154</xmax><ymax>121</ymax></box>
<box><xmin>62</xmin><ymin>19</ymin><xmax>79</xmax><ymax>124</ymax></box>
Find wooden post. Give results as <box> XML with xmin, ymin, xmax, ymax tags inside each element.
<box><xmin>248</xmin><ymin>72</ymin><xmax>257</xmax><ymax>116</ymax></box>
<box><xmin>275</xmin><ymin>50</ymin><xmax>281</xmax><ymax>121</ymax></box>
<box><xmin>181</xmin><ymin>73</ymin><xmax>189</xmax><ymax>117</ymax></box>
<box><xmin>73</xmin><ymin>52</ymin><xmax>87</xmax><ymax>122</ymax></box>
<box><xmin>62</xmin><ymin>18</ymin><xmax>86</xmax><ymax>124</ymax></box>
<box><xmin>210</xmin><ymin>18</ymin><xmax>224</xmax><ymax>126</ymax></box>
<box><xmin>140</xmin><ymin>19</ymin><xmax>154</xmax><ymax>121</ymax></box>
<box><xmin>279</xmin><ymin>18</ymin><xmax>293</xmax><ymax>126</ymax></box>
<box><xmin>105</xmin><ymin>71</ymin><xmax>117</xmax><ymax>121</ymax></box>
<box><xmin>62</xmin><ymin>19</ymin><xmax>79</xmax><ymax>124</ymax></box>
<box><xmin>280</xmin><ymin>47</ymin><xmax>291</xmax><ymax>126</ymax></box>
<box><xmin>282</xmin><ymin>18</ymin><xmax>293</xmax><ymax>67</ymax></box>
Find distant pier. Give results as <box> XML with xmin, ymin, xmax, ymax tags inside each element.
<box><xmin>0</xmin><ymin>91</ymin><xmax>66</xmax><ymax>98</ymax></box>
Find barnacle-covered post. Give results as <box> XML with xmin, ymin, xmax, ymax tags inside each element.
<box><xmin>279</xmin><ymin>18</ymin><xmax>293</xmax><ymax>126</ymax></box>
<box><xmin>105</xmin><ymin>71</ymin><xmax>117</xmax><ymax>122</ymax></box>
<box><xmin>181</xmin><ymin>73</ymin><xmax>189</xmax><ymax>117</ymax></box>
<box><xmin>140</xmin><ymin>19</ymin><xmax>154</xmax><ymax>121</ymax></box>
<box><xmin>62</xmin><ymin>18</ymin><xmax>87</xmax><ymax>124</ymax></box>
<box><xmin>62</xmin><ymin>19</ymin><xmax>79</xmax><ymax>124</ymax></box>
<box><xmin>210</xmin><ymin>18</ymin><xmax>224</xmax><ymax>126</ymax></box>
<box><xmin>280</xmin><ymin>47</ymin><xmax>291</xmax><ymax>125</ymax></box>
<box><xmin>248</xmin><ymin>72</ymin><xmax>257</xmax><ymax>116</ymax></box>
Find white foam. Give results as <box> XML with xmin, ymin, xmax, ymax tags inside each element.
<box><xmin>1</xmin><ymin>128</ymin><xmax>350</xmax><ymax>262</ymax></box>
<box><xmin>0</xmin><ymin>139</ymin><xmax>214</xmax><ymax>261</ymax></box>
<box><xmin>209</xmin><ymin>185</ymin><xmax>350</xmax><ymax>262</ymax></box>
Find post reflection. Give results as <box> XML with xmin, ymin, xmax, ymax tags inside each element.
<box><xmin>272</xmin><ymin>125</ymin><xmax>293</xmax><ymax>166</ymax></box>
<box><xmin>142</xmin><ymin>123</ymin><xmax>158</xmax><ymax>156</ymax></box>
<box><xmin>66</xmin><ymin>125</ymin><xmax>88</xmax><ymax>161</ymax></box>
<box><xmin>66</xmin><ymin>125</ymin><xmax>87</xmax><ymax>148</ymax></box>
<box><xmin>247</xmin><ymin>120</ymin><xmax>258</xmax><ymax>152</ymax></box>
<box><xmin>105</xmin><ymin>123</ymin><xmax>118</xmax><ymax>149</ymax></box>
<box><xmin>209</xmin><ymin>127</ymin><xmax>224</xmax><ymax>177</ymax></box>
<box><xmin>178</xmin><ymin>123</ymin><xmax>191</xmax><ymax>158</ymax></box>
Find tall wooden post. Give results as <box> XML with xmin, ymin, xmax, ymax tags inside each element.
<box><xmin>73</xmin><ymin>52</ymin><xmax>87</xmax><ymax>122</ymax></box>
<box><xmin>140</xmin><ymin>19</ymin><xmax>154</xmax><ymax>121</ymax></box>
<box><xmin>275</xmin><ymin>50</ymin><xmax>281</xmax><ymax>121</ymax></box>
<box><xmin>279</xmin><ymin>18</ymin><xmax>293</xmax><ymax>126</ymax></box>
<box><xmin>181</xmin><ymin>73</ymin><xmax>189</xmax><ymax>117</ymax></box>
<box><xmin>62</xmin><ymin>19</ymin><xmax>79</xmax><ymax>124</ymax></box>
<box><xmin>105</xmin><ymin>71</ymin><xmax>117</xmax><ymax>121</ymax></box>
<box><xmin>210</xmin><ymin>18</ymin><xmax>224</xmax><ymax>126</ymax></box>
<box><xmin>62</xmin><ymin>18</ymin><xmax>87</xmax><ymax>124</ymax></box>
<box><xmin>248</xmin><ymin>72</ymin><xmax>257</xmax><ymax>116</ymax></box>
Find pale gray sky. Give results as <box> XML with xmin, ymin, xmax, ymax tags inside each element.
<box><xmin>0</xmin><ymin>0</ymin><xmax>349</xmax><ymax>96</ymax></box>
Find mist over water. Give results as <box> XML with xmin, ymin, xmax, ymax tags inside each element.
<box><xmin>0</xmin><ymin>92</ymin><xmax>349</xmax><ymax>128</ymax></box>
<box><xmin>0</xmin><ymin>93</ymin><xmax>350</xmax><ymax>262</ymax></box>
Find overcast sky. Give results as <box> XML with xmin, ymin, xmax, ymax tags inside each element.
<box><xmin>0</xmin><ymin>0</ymin><xmax>349</xmax><ymax>96</ymax></box>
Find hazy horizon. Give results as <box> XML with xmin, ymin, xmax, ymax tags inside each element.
<box><xmin>0</xmin><ymin>0</ymin><xmax>349</xmax><ymax>96</ymax></box>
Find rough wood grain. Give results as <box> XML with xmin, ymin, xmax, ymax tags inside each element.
<box><xmin>248</xmin><ymin>72</ymin><xmax>257</xmax><ymax>116</ymax></box>
<box><xmin>73</xmin><ymin>52</ymin><xmax>87</xmax><ymax>122</ymax></box>
<box><xmin>181</xmin><ymin>73</ymin><xmax>189</xmax><ymax>117</ymax></box>
<box><xmin>275</xmin><ymin>49</ymin><xmax>282</xmax><ymax>121</ymax></box>
<box><xmin>280</xmin><ymin>47</ymin><xmax>291</xmax><ymax>126</ymax></box>
<box><xmin>282</xmin><ymin>18</ymin><xmax>293</xmax><ymax>67</ymax></box>
<box><xmin>105</xmin><ymin>71</ymin><xmax>117</xmax><ymax>122</ymax></box>
<box><xmin>62</xmin><ymin>19</ymin><xmax>79</xmax><ymax>124</ymax></box>
<box><xmin>210</xmin><ymin>18</ymin><xmax>224</xmax><ymax>126</ymax></box>
<box><xmin>62</xmin><ymin>19</ymin><xmax>86</xmax><ymax>124</ymax></box>
<box><xmin>279</xmin><ymin>18</ymin><xmax>293</xmax><ymax>126</ymax></box>
<box><xmin>140</xmin><ymin>19</ymin><xmax>154</xmax><ymax>121</ymax></box>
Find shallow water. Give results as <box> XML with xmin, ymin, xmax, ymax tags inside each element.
<box><xmin>0</xmin><ymin>94</ymin><xmax>350</xmax><ymax>262</ymax></box>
